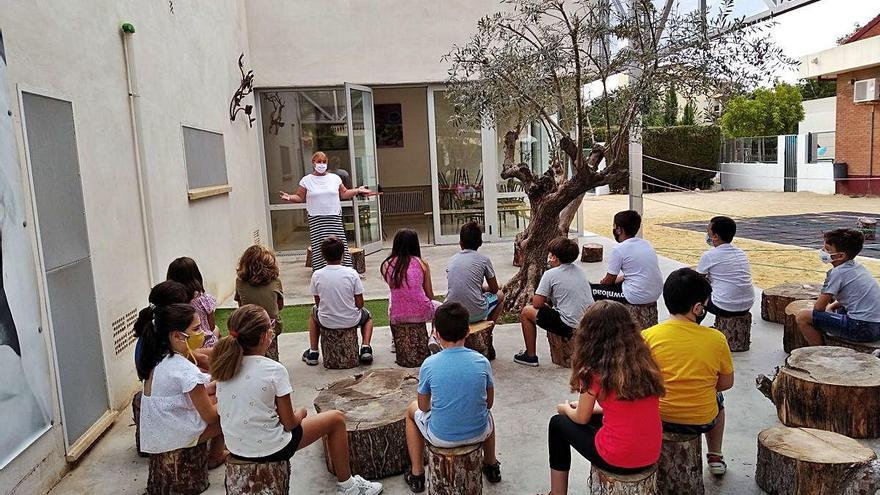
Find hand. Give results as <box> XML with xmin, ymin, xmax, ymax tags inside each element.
<box><xmin>556</xmin><ymin>402</ymin><xmax>569</xmax><ymax>415</ymax></box>
<box><xmin>358</xmin><ymin>186</ymin><xmax>371</xmax><ymax>195</ymax></box>
<box><xmin>279</xmin><ymin>191</ymin><xmax>293</xmax><ymax>201</ymax></box>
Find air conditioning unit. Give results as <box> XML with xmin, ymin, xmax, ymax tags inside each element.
<box><xmin>854</xmin><ymin>79</ymin><xmax>879</xmax><ymax>103</ymax></box>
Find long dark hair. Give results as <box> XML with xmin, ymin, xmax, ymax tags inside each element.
<box><xmin>210</xmin><ymin>305</ymin><xmax>272</xmax><ymax>382</ymax></box>
<box><xmin>570</xmin><ymin>300</ymin><xmax>665</xmax><ymax>400</ymax></box>
<box><xmin>135</xmin><ymin>303</ymin><xmax>196</xmax><ymax>380</ymax></box>
<box><xmin>133</xmin><ymin>281</ymin><xmax>189</xmax><ymax>338</ymax></box>
<box><xmin>381</xmin><ymin>229</ymin><xmax>422</xmax><ymax>289</ymax></box>
<box><xmin>166</xmin><ymin>257</ymin><xmax>205</xmax><ymax>298</ymax></box>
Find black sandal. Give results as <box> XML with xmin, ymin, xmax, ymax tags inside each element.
<box><xmin>404</xmin><ymin>470</ymin><xmax>426</xmax><ymax>493</ymax></box>
<box><xmin>482</xmin><ymin>461</ymin><xmax>502</xmax><ymax>483</ymax></box>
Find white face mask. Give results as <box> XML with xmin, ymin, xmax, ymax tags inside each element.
<box><xmin>819</xmin><ymin>249</ymin><xmax>835</xmax><ymax>264</ymax></box>
<box><xmin>705</xmin><ymin>234</ymin><xmax>714</xmax><ymax>247</ymax></box>
<box><xmin>314</xmin><ymin>162</ymin><xmax>328</xmax><ymax>173</ymax></box>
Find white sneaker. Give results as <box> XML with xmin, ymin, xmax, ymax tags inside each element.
<box><xmin>337</xmin><ymin>475</ymin><xmax>383</xmax><ymax>495</ymax></box>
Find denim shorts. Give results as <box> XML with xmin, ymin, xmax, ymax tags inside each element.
<box><xmin>812</xmin><ymin>309</ymin><xmax>880</xmax><ymax>343</ymax></box>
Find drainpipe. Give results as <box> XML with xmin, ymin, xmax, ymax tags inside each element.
<box><xmin>121</xmin><ymin>23</ymin><xmax>156</xmax><ymax>286</ymax></box>
<box><xmin>870</xmin><ymin>104</ymin><xmax>875</xmax><ymax>196</ymax></box>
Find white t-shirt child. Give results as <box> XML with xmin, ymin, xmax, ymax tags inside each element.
<box><xmin>299</xmin><ymin>173</ymin><xmax>342</xmax><ymax>216</ymax></box>
<box><xmin>607</xmin><ymin>237</ymin><xmax>664</xmax><ymax>305</ymax></box>
<box><xmin>697</xmin><ymin>243</ymin><xmax>755</xmax><ymax>312</ymax></box>
<box><xmin>310</xmin><ymin>265</ymin><xmax>364</xmax><ymax>329</ymax></box>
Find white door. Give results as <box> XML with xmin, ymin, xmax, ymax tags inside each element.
<box><xmin>345</xmin><ymin>83</ymin><xmax>383</xmax><ymax>254</ymax></box>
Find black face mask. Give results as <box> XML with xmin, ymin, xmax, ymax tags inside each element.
<box><xmin>613</xmin><ymin>228</ymin><xmax>621</xmax><ymax>243</ymax></box>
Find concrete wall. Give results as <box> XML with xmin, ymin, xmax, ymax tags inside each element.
<box><xmin>798</xmin><ymin>97</ymin><xmax>836</xmax><ymax>135</ymax></box>
<box><xmin>799</xmin><ymin>35</ymin><xmax>880</xmax><ymax>79</ymax></box>
<box><xmin>374</xmin><ymin>87</ymin><xmax>430</xmax><ymax>188</ymax></box>
<box><xmin>721</xmin><ymin>135</ymin><xmax>836</xmax><ymax>194</ymax></box>
<box><xmin>0</xmin><ymin>1</ymin><xmax>265</xmax><ymax>492</ymax></box>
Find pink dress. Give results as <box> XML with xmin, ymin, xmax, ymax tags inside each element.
<box><xmin>191</xmin><ymin>292</ymin><xmax>217</xmax><ymax>348</ymax></box>
<box><xmin>385</xmin><ymin>257</ymin><xmax>440</xmax><ymax>325</ymax></box>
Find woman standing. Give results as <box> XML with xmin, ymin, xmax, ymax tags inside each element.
<box><xmin>279</xmin><ymin>151</ymin><xmax>369</xmax><ymax>271</ymax></box>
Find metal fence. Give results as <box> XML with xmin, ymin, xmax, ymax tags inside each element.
<box><xmin>722</xmin><ymin>136</ymin><xmax>779</xmax><ymax>164</ymax></box>
<box><xmin>808</xmin><ymin>131</ymin><xmax>835</xmax><ymax>163</ymax></box>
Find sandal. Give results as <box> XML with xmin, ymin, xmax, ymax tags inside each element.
<box><xmin>403</xmin><ymin>470</ymin><xmax>425</xmax><ymax>493</ymax></box>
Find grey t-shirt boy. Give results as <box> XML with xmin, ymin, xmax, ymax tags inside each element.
<box><xmin>823</xmin><ymin>260</ymin><xmax>880</xmax><ymax>323</ymax></box>
<box><xmin>536</xmin><ymin>263</ymin><xmax>594</xmax><ymax>328</ymax></box>
<box><xmin>446</xmin><ymin>249</ymin><xmax>496</xmax><ymax>319</ymax></box>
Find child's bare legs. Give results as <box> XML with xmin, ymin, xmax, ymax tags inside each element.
<box><xmin>299</xmin><ymin>410</ymin><xmax>352</xmax><ymax>482</ymax></box>
<box><xmin>550</xmin><ymin>469</ymin><xmax>569</xmax><ymax>495</ymax></box>
<box><xmin>519</xmin><ymin>305</ymin><xmax>539</xmax><ymax>357</ymax></box>
<box><xmin>405</xmin><ymin>401</ymin><xmax>426</xmax><ymax>475</ymax></box>
<box><xmin>482</xmin><ymin>426</ymin><xmax>497</xmax><ymax>466</ymax></box>
<box><xmin>796</xmin><ymin>309</ymin><xmax>825</xmax><ymax>346</ymax></box>
<box><xmin>706</xmin><ymin>409</ymin><xmax>725</xmax><ymax>453</ymax></box>
<box><xmin>488</xmin><ymin>291</ymin><xmax>505</xmax><ymax>323</ymax></box>
<box><xmin>361</xmin><ymin>316</ymin><xmax>373</xmax><ymax>347</ymax></box>
<box><xmin>199</xmin><ymin>421</ymin><xmax>227</xmax><ymax>467</ymax></box>
<box><xmin>308</xmin><ymin>312</ymin><xmax>321</xmax><ymax>350</ymax></box>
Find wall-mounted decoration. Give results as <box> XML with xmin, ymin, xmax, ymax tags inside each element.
<box><xmin>266</xmin><ymin>93</ymin><xmax>285</xmax><ymax>135</ymax></box>
<box><xmin>229</xmin><ymin>53</ymin><xmax>255</xmax><ymax>127</ymax></box>
<box><xmin>376</xmin><ymin>103</ymin><xmax>404</xmax><ymax>148</ymax></box>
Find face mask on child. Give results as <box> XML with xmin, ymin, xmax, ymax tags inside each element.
<box><xmin>819</xmin><ymin>249</ymin><xmax>841</xmax><ymax>264</ymax></box>
<box><xmin>180</xmin><ymin>331</ymin><xmax>205</xmax><ymax>352</ymax></box>
<box><xmin>314</xmin><ymin>162</ymin><xmax>328</xmax><ymax>173</ymax></box>
<box><xmin>705</xmin><ymin>234</ymin><xmax>714</xmax><ymax>246</ymax></box>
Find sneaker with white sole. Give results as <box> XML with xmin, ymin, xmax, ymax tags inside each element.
<box><xmin>301</xmin><ymin>348</ymin><xmax>319</xmax><ymax>366</ymax></box>
<box><xmin>427</xmin><ymin>335</ymin><xmax>442</xmax><ymax>354</ymax></box>
<box><xmin>337</xmin><ymin>475</ymin><xmax>383</xmax><ymax>495</ymax></box>
<box><xmin>360</xmin><ymin>345</ymin><xmax>374</xmax><ymax>364</ymax></box>
<box><xmin>707</xmin><ymin>453</ymin><xmax>726</xmax><ymax>475</ymax></box>
<box><xmin>514</xmin><ymin>350</ymin><xmax>539</xmax><ymax>367</ymax></box>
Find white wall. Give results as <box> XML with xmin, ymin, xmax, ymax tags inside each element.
<box><xmin>797</xmin><ymin>163</ymin><xmax>836</xmax><ymax>194</ymax></box>
<box><xmin>721</xmin><ymin>134</ymin><xmax>835</xmax><ymax>194</ymax></box>
<box><xmin>798</xmin><ymin>97</ymin><xmax>836</xmax><ymax>135</ymax></box>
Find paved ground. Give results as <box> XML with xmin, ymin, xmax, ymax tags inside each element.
<box><xmin>50</xmin><ymin>234</ymin><xmax>880</xmax><ymax>495</ymax></box>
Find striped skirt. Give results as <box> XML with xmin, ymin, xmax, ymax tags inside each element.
<box><xmin>308</xmin><ymin>214</ymin><xmax>352</xmax><ymax>270</ymax></box>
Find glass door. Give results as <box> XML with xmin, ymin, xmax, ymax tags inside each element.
<box><xmin>345</xmin><ymin>83</ymin><xmax>383</xmax><ymax>254</ymax></box>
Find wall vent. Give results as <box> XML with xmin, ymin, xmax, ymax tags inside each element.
<box><xmin>112</xmin><ymin>308</ymin><xmax>139</xmax><ymax>355</ymax></box>
<box><xmin>252</xmin><ymin>228</ymin><xmax>262</xmax><ymax>246</ymax></box>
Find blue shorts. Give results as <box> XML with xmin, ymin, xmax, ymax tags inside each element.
<box><xmin>469</xmin><ymin>293</ymin><xmax>500</xmax><ymax>323</ymax></box>
<box><xmin>812</xmin><ymin>309</ymin><xmax>880</xmax><ymax>343</ymax></box>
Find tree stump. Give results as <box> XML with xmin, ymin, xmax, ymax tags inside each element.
<box><xmin>756</xmin><ymin>426</ymin><xmax>876</xmax><ymax>495</ymax></box>
<box><xmin>314</xmin><ymin>369</ymin><xmax>417</xmax><ymax>480</ymax></box>
<box><xmin>350</xmin><ymin>247</ymin><xmax>366</xmax><ymax>274</ymax></box>
<box><xmin>626</xmin><ymin>302</ymin><xmax>658</xmax><ymax>330</ymax></box>
<box><xmin>320</xmin><ymin>326</ymin><xmax>360</xmax><ymax>369</ymax></box>
<box><xmin>858</xmin><ymin>217</ymin><xmax>877</xmax><ymax>241</ymax></box>
<box><xmin>426</xmin><ymin>442</ymin><xmax>483</xmax><ymax>495</ymax></box>
<box><xmin>761</xmin><ymin>283</ymin><xmax>822</xmax><ymax>324</ymax></box>
<box><xmin>265</xmin><ymin>333</ymin><xmax>279</xmax><ymax>362</ymax></box>
<box><xmin>713</xmin><ymin>312</ymin><xmax>752</xmax><ymax>352</ymax></box>
<box><xmin>513</xmin><ymin>242</ymin><xmax>523</xmax><ymax>267</ymax></box>
<box><xmin>761</xmin><ymin>346</ymin><xmax>880</xmax><ymax>438</ymax></box>
<box><xmin>390</xmin><ymin>322</ymin><xmax>430</xmax><ymax>368</ymax></box>
<box><xmin>842</xmin><ymin>459</ymin><xmax>880</xmax><ymax>495</ymax></box>
<box><xmin>224</xmin><ymin>457</ymin><xmax>290</xmax><ymax>495</ymax></box>
<box><xmin>581</xmin><ymin>243</ymin><xmax>604</xmax><ymax>263</ymax></box>
<box><xmin>132</xmin><ymin>391</ymin><xmax>148</xmax><ymax>458</ymax></box>
<box><xmin>547</xmin><ymin>332</ymin><xmax>573</xmax><ymax>368</ymax></box>
<box><xmin>590</xmin><ymin>464</ymin><xmax>658</xmax><ymax>495</ymax></box>
<box><xmin>657</xmin><ymin>432</ymin><xmax>703</xmax><ymax>495</ymax></box>
<box><xmin>147</xmin><ymin>442</ymin><xmax>209</xmax><ymax>495</ymax></box>
<box><xmin>465</xmin><ymin>320</ymin><xmax>496</xmax><ymax>360</ymax></box>
<box><xmin>305</xmin><ymin>246</ymin><xmax>312</xmax><ymax>268</ymax></box>
<box><xmin>825</xmin><ymin>334</ymin><xmax>880</xmax><ymax>354</ymax></box>
<box><xmin>784</xmin><ymin>300</ymin><xmax>814</xmax><ymax>353</ymax></box>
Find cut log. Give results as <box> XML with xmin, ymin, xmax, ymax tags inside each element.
<box><xmin>133</xmin><ymin>391</ymin><xmax>147</xmax><ymax>458</ymax></box>
<box><xmin>547</xmin><ymin>332</ymin><xmax>574</xmax><ymax>368</ymax></box>
<box><xmin>426</xmin><ymin>442</ymin><xmax>483</xmax><ymax>495</ymax></box>
<box><xmin>713</xmin><ymin>312</ymin><xmax>752</xmax><ymax>352</ymax></box>
<box><xmin>657</xmin><ymin>432</ymin><xmax>703</xmax><ymax>495</ymax></box>
<box><xmin>147</xmin><ymin>442</ymin><xmax>209</xmax><ymax>495</ymax></box>
<box><xmin>320</xmin><ymin>326</ymin><xmax>360</xmax><ymax>370</ymax></box>
<box><xmin>842</xmin><ymin>459</ymin><xmax>880</xmax><ymax>495</ymax></box>
<box><xmin>756</xmin><ymin>426</ymin><xmax>876</xmax><ymax>495</ymax></box>
<box><xmin>626</xmin><ymin>302</ymin><xmax>658</xmax><ymax>330</ymax></box>
<box><xmin>224</xmin><ymin>457</ymin><xmax>290</xmax><ymax>495</ymax></box>
<box><xmin>513</xmin><ymin>242</ymin><xmax>523</xmax><ymax>267</ymax></box>
<box><xmin>265</xmin><ymin>333</ymin><xmax>279</xmax><ymax>362</ymax></box>
<box><xmin>581</xmin><ymin>243</ymin><xmax>604</xmax><ymax>263</ymax></box>
<box><xmin>314</xmin><ymin>369</ymin><xmax>418</xmax><ymax>480</ymax></box>
<box><xmin>762</xmin><ymin>283</ymin><xmax>822</xmax><ymax>324</ymax></box>
<box><xmin>858</xmin><ymin>217</ymin><xmax>877</xmax><ymax>241</ymax></box>
<box><xmin>765</xmin><ymin>346</ymin><xmax>880</xmax><ymax>438</ymax></box>
<box><xmin>825</xmin><ymin>334</ymin><xmax>880</xmax><ymax>355</ymax></box>
<box><xmin>350</xmin><ymin>247</ymin><xmax>366</xmax><ymax>275</ymax></box>
<box><xmin>465</xmin><ymin>320</ymin><xmax>496</xmax><ymax>360</ymax></box>
<box><xmin>784</xmin><ymin>300</ymin><xmax>814</xmax><ymax>353</ymax></box>
<box><xmin>305</xmin><ymin>246</ymin><xmax>312</xmax><ymax>268</ymax></box>
<box><xmin>589</xmin><ymin>464</ymin><xmax>658</xmax><ymax>495</ymax></box>
<box><xmin>391</xmin><ymin>322</ymin><xmax>430</xmax><ymax>368</ymax></box>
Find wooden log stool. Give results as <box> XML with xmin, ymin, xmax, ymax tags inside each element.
<box><xmin>224</xmin><ymin>457</ymin><xmax>290</xmax><ymax>495</ymax></box>
<box><xmin>350</xmin><ymin>247</ymin><xmax>366</xmax><ymax>275</ymax></box>
<box><xmin>305</xmin><ymin>246</ymin><xmax>313</xmax><ymax>268</ymax></box>
<box><xmin>657</xmin><ymin>432</ymin><xmax>703</xmax><ymax>495</ymax></box>
<box><xmin>426</xmin><ymin>442</ymin><xmax>483</xmax><ymax>495</ymax></box>
<box><xmin>320</xmin><ymin>326</ymin><xmax>360</xmax><ymax>369</ymax></box>
<box><xmin>546</xmin><ymin>332</ymin><xmax>574</xmax><ymax>368</ymax></box>
<box><xmin>581</xmin><ymin>243</ymin><xmax>604</xmax><ymax>263</ymax></box>
<box><xmin>132</xmin><ymin>391</ymin><xmax>148</xmax><ymax>458</ymax></box>
<box><xmin>390</xmin><ymin>322</ymin><xmax>430</xmax><ymax>368</ymax></box>
<box><xmin>589</xmin><ymin>464</ymin><xmax>658</xmax><ymax>495</ymax></box>
<box><xmin>756</xmin><ymin>426</ymin><xmax>876</xmax><ymax>495</ymax></box>
<box><xmin>842</xmin><ymin>459</ymin><xmax>880</xmax><ymax>494</ymax></box>
<box><xmin>314</xmin><ymin>369</ymin><xmax>417</xmax><ymax>480</ymax></box>
<box><xmin>713</xmin><ymin>312</ymin><xmax>752</xmax><ymax>352</ymax></box>
<box><xmin>826</xmin><ymin>334</ymin><xmax>880</xmax><ymax>355</ymax></box>
<box><xmin>147</xmin><ymin>442</ymin><xmax>209</xmax><ymax>495</ymax></box>
<box><xmin>464</xmin><ymin>320</ymin><xmax>496</xmax><ymax>360</ymax></box>
<box><xmin>783</xmin><ymin>300</ymin><xmax>814</xmax><ymax>353</ymax></box>
<box><xmin>858</xmin><ymin>217</ymin><xmax>877</xmax><ymax>241</ymax></box>
<box><xmin>625</xmin><ymin>302</ymin><xmax>658</xmax><ymax>330</ymax></box>
<box><xmin>758</xmin><ymin>346</ymin><xmax>880</xmax><ymax>438</ymax></box>
<box><xmin>761</xmin><ymin>283</ymin><xmax>822</xmax><ymax>324</ymax></box>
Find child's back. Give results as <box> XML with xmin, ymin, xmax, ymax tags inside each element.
<box><xmin>310</xmin><ymin>265</ymin><xmax>363</xmax><ymax>329</ymax></box>
<box><xmin>446</xmin><ymin>249</ymin><xmax>495</xmax><ymax>319</ymax></box>
<box><xmin>825</xmin><ymin>260</ymin><xmax>880</xmax><ymax>322</ymax></box>
<box><xmin>610</xmin><ymin>237</ymin><xmax>663</xmax><ymax>304</ymax></box>
<box><xmin>419</xmin><ymin>346</ymin><xmax>493</xmax><ymax>442</ymax></box>
<box><xmin>386</xmin><ymin>257</ymin><xmax>435</xmax><ymax>324</ymax></box>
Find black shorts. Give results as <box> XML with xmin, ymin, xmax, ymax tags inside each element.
<box><xmin>536</xmin><ymin>306</ymin><xmax>574</xmax><ymax>339</ymax></box>
<box><xmin>662</xmin><ymin>393</ymin><xmax>725</xmax><ymax>435</ymax></box>
<box><xmin>230</xmin><ymin>424</ymin><xmax>304</xmax><ymax>463</ymax></box>
<box><xmin>589</xmin><ymin>282</ymin><xmax>629</xmax><ymax>304</ymax></box>
<box><xmin>705</xmin><ymin>300</ymin><xmax>750</xmax><ymax>318</ymax></box>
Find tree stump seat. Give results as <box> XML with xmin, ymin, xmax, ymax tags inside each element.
<box><xmin>305</xmin><ymin>246</ymin><xmax>313</xmax><ymax>268</ymax></box>
<box><xmin>625</xmin><ymin>301</ymin><xmax>658</xmax><ymax>330</ymax></box>
<box><xmin>224</xmin><ymin>456</ymin><xmax>290</xmax><ymax>495</ymax></box>
<box><xmin>464</xmin><ymin>320</ymin><xmax>495</xmax><ymax>360</ymax></box>
<box><xmin>762</xmin><ymin>283</ymin><xmax>822</xmax><ymax>324</ymax></box>
<box><xmin>657</xmin><ymin>432</ymin><xmax>703</xmax><ymax>495</ymax></box>
<box><xmin>133</xmin><ymin>391</ymin><xmax>147</xmax><ymax>458</ymax></box>
<box><xmin>547</xmin><ymin>332</ymin><xmax>574</xmax><ymax>368</ymax></box>
<box><xmin>314</xmin><ymin>369</ymin><xmax>417</xmax><ymax>480</ymax></box>
<box><xmin>713</xmin><ymin>312</ymin><xmax>752</xmax><ymax>352</ymax></box>
<box><xmin>858</xmin><ymin>217</ymin><xmax>877</xmax><ymax>241</ymax></box>
<box><xmin>426</xmin><ymin>442</ymin><xmax>483</xmax><ymax>495</ymax></box>
<box><xmin>589</xmin><ymin>464</ymin><xmax>658</xmax><ymax>495</ymax></box>
<box><xmin>825</xmin><ymin>334</ymin><xmax>880</xmax><ymax>354</ymax></box>
<box><xmin>581</xmin><ymin>243</ymin><xmax>604</xmax><ymax>263</ymax></box>
<box><xmin>320</xmin><ymin>325</ymin><xmax>360</xmax><ymax>369</ymax></box>
<box><xmin>350</xmin><ymin>247</ymin><xmax>366</xmax><ymax>274</ymax></box>
<box><xmin>758</xmin><ymin>346</ymin><xmax>880</xmax><ymax>438</ymax></box>
<box><xmin>390</xmin><ymin>322</ymin><xmax>430</xmax><ymax>368</ymax></box>
<box><xmin>147</xmin><ymin>442</ymin><xmax>209</xmax><ymax>495</ymax></box>
<box><xmin>783</xmin><ymin>300</ymin><xmax>814</xmax><ymax>353</ymax></box>
<box><xmin>756</xmin><ymin>426</ymin><xmax>876</xmax><ymax>495</ymax></box>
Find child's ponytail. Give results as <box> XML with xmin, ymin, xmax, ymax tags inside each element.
<box><xmin>136</xmin><ymin>303</ymin><xmax>195</xmax><ymax>380</ymax></box>
<box><xmin>210</xmin><ymin>304</ymin><xmax>272</xmax><ymax>381</ymax></box>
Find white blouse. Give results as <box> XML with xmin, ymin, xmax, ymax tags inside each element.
<box><xmin>299</xmin><ymin>173</ymin><xmax>343</xmax><ymax>216</ymax></box>
<box><xmin>139</xmin><ymin>354</ymin><xmax>211</xmax><ymax>454</ymax></box>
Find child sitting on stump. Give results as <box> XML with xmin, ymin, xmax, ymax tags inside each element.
<box><xmin>212</xmin><ymin>305</ymin><xmax>382</xmax><ymax>495</ymax></box>
<box><xmin>697</xmin><ymin>216</ymin><xmax>754</xmax><ymax>318</ymax></box>
<box><xmin>797</xmin><ymin>228</ymin><xmax>880</xmax><ymax>345</ymax></box>
<box><xmin>446</xmin><ymin>222</ymin><xmax>505</xmax><ymax>323</ymax></box>
<box><xmin>403</xmin><ymin>302</ymin><xmax>501</xmax><ymax>492</ymax></box>
<box><xmin>514</xmin><ymin>237</ymin><xmax>594</xmax><ymax>367</ymax></box>
<box><xmin>303</xmin><ymin>236</ymin><xmax>374</xmax><ymax>366</ymax></box>
<box><xmin>642</xmin><ymin>268</ymin><xmax>734</xmax><ymax>476</ymax></box>
<box><xmin>590</xmin><ymin>210</ymin><xmax>663</xmax><ymax>306</ymax></box>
